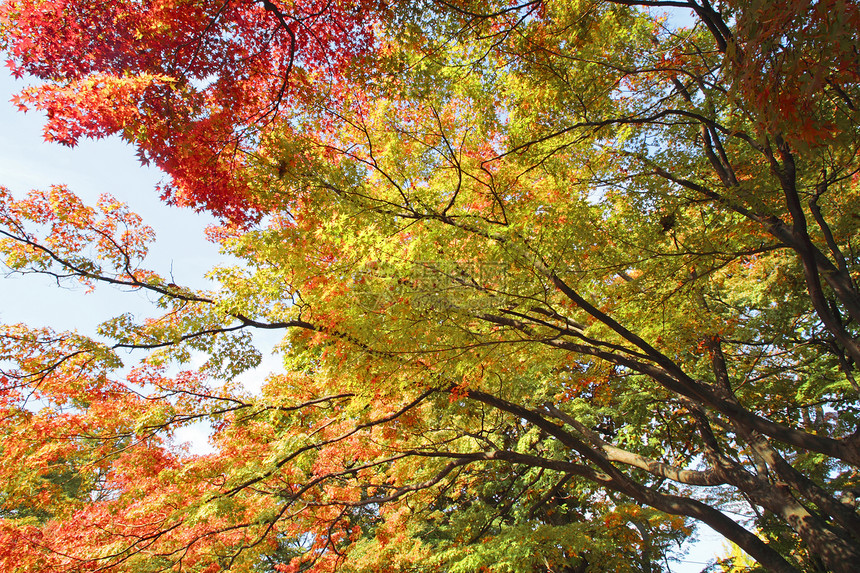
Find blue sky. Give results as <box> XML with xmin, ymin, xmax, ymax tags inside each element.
<box><xmin>0</xmin><ymin>71</ymin><xmax>222</xmax><ymax>334</ymax></box>
<box><xmin>0</xmin><ymin>68</ymin><xmax>288</xmax><ymax>394</ymax></box>
<box><xmin>0</xmin><ymin>70</ymin><xmax>240</xmax><ymax>453</ymax></box>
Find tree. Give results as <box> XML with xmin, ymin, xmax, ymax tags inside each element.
<box><xmin>1</xmin><ymin>0</ymin><xmax>859</xmax><ymax>572</ymax></box>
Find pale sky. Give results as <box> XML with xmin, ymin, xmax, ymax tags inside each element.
<box><xmin>0</xmin><ymin>72</ymin><xmax>222</xmax><ymax>334</ymax></box>
<box><xmin>0</xmin><ymin>70</ymin><xmax>270</xmax><ymax>451</ymax></box>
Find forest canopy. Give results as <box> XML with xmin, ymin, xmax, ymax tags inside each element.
<box><xmin>1</xmin><ymin>0</ymin><xmax>859</xmax><ymax>572</ymax></box>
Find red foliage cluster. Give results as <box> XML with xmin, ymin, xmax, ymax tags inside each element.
<box><xmin>2</xmin><ymin>0</ymin><xmax>384</xmax><ymax>221</ymax></box>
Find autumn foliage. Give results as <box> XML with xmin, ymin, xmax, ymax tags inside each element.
<box><xmin>2</xmin><ymin>0</ymin><xmax>383</xmax><ymax>220</ymax></box>
<box><xmin>1</xmin><ymin>1</ymin><xmax>860</xmax><ymax>572</ymax></box>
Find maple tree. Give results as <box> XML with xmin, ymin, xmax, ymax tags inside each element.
<box><xmin>1</xmin><ymin>0</ymin><xmax>860</xmax><ymax>572</ymax></box>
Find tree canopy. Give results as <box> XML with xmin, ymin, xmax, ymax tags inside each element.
<box><xmin>1</xmin><ymin>0</ymin><xmax>859</xmax><ymax>572</ymax></box>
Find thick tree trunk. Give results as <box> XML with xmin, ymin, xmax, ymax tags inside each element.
<box><xmin>780</xmin><ymin>502</ymin><xmax>860</xmax><ymax>573</ymax></box>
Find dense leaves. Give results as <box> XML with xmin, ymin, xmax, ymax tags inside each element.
<box><xmin>1</xmin><ymin>0</ymin><xmax>860</xmax><ymax>572</ymax></box>
<box><xmin>1</xmin><ymin>0</ymin><xmax>384</xmax><ymax>220</ymax></box>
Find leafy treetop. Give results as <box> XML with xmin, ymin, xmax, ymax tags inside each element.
<box><xmin>1</xmin><ymin>1</ymin><xmax>860</xmax><ymax>572</ymax></box>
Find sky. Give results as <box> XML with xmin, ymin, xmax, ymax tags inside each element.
<box><xmin>0</xmin><ymin>70</ymin><xmax>295</xmax><ymax>448</ymax></box>
<box><xmin>0</xmin><ymin>75</ymin><xmax>222</xmax><ymax>327</ymax></box>
<box><xmin>0</xmin><ymin>66</ymin><xmax>728</xmax><ymax>572</ymax></box>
